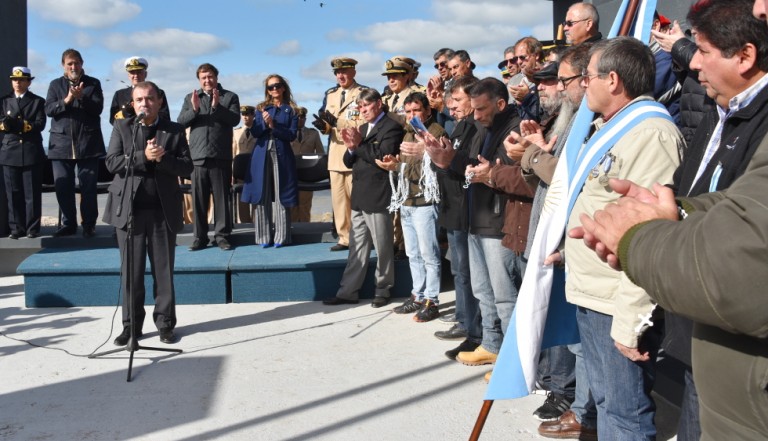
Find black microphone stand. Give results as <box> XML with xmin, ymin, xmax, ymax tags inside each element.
<box><xmin>89</xmin><ymin>116</ymin><xmax>182</xmax><ymax>382</ymax></box>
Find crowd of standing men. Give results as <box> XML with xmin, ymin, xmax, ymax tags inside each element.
<box><xmin>1</xmin><ymin>0</ymin><xmax>767</xmax><ymax>439</ymax></box>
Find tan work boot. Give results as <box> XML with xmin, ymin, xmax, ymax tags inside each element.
<box><xmin>456</xmin><ymin>345</ymin><xmax>498</xmax><ymax>366</ymax></box>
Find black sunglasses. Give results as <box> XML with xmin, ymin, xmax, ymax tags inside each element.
<box><xmin>563</xmin><ymin>18</ymin><xmax>589</xmax><ymax>27</ymax></box>
<box><xmin>434</xmin><ymin>61</ymin><xmax>448</xmax><ymax>69</ymax></box>
<box><xmin>507</xmin><ymin>55</ymin><xmax>528</xmax><ymax>64</ymax></box>
<box><xmin>266</xmin><ymin>83</ymin><xmax>284</xmax><ymax>91</ymax></box>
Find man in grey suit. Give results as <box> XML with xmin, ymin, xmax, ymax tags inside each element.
<box><xmin>323</xmin><ymin>89</ymin><xmax>404</xmax><ymax>308</ymax></box>
<box><xmin>104</xmin><ymin>81</ymin><xmax>193</xmax><ymax>345</ymax></box>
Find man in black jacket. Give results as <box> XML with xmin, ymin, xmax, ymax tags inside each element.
<box><xmin>428</xmin><ymin>77</ymin><xmax>522</xmax><ymax>368</ymax></box>
<box><xmin>430</xmin><ymin>76</ymin><xmax>483</xmax><ymax>360</ymax></box>
<box><xmin>45</xmin><ymin>48</ymin><xmax>106</xmax><ymax>238</ymax></box>
<box><xmin>323</xmin><ymin>88</ymin><xmax>404</xmax><ymax>308</ymax></box>
<box><xmin>177</xmin><ymin>63</ymin><xmax>240</xmax><ymax>251</ymax></box>
<box><xmin>104</xmin><ymin>81</ymin><xmax>193</xmax><ymax>345</ymax></box>
<box><xmin>0</xmin><ymin>67</ymin><xmax>47</xmax><ymax>239</ymax></box>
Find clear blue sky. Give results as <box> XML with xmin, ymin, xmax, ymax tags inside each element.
<box><xmin>26</xmin><ymin>0</ymin><xmax>555</xmax><ymax>138</ymax></box>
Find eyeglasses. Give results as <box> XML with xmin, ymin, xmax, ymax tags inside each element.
<box><xmin>266</xmin><ymin>83</ymin><xmax>284</xmax><ymax>91</ymax></box>
<box><xmin>434</xmin><ymin>61</ymin><xmax>448</xmax><ymax>69</ymax></box>
<box><xmin>581</xmin><ymin>69</ymin><xmax>606</xmax><ymax>85</ymax></box>
<box><xmin>558</xmin><ymin>73</ymin><xmax>582</xmax><ymax>88</ymax></box>
<box><xmin>563</xmin><ymin>18</ymin><xmax>589</xmax><ymax>27</ymax></box>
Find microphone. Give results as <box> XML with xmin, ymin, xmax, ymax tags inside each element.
<box><xmin>135</xmin><ymin>111</ymin><xmax>146</xmax><ymax>123</ymax></box>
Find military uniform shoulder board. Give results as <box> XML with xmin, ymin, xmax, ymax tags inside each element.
<box><xmin>325</xmin><ymin>85</ymin><xmax>340</xmax><ymax>95</ymax></box>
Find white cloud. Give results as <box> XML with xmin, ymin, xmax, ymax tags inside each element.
<box><xmin>27</xmin><ymin>50</ymin><xmax>57</xmax><ymax>89</ymax></box>
<box><xmin>73</xmin><ymin>31</ymin><xmax>94</xmax><ymax>48</ymax></box>
<box><xmin>29</xmin><ymin>0</ymin><xmax>141</xmax><ymax>28</ymax></box>
<box><xmin>433</xmin><ymin>0</ymin><xmax>550</xmax><ymax>27</ymax></box>
<box><xmin>269</xmin><ymin>40</ymin><xmax>302</xmax><ymax>56</ymax></box>
<box><xmin>299</xmin><ymin>51</ymin><xmax>390</xmax><ymax>91</ymax></box>
<box><xmin>103</xmin><ymin>28</ymin><xmax>230</xmax><ymax>57</ymax></box>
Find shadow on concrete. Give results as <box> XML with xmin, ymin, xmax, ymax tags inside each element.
<box><xmin>173</xmin><ymin>359</ymin><xmax>467</xmax><ymax>441</ymax></box>
<box><xmin>0</xmin><ymin>356</ymin><xmax>222</xmax><ymax>440</ymax></box>
<box><xmin>0</xmin><ymin>305</ymin><xmax>104</xmax><ymax>357</ymax></box>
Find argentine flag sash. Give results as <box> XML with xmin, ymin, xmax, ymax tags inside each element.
<box><xmin>485</xmin><ymin>0</ymin><xmax>664</xmax><ymax>403</ymax></box>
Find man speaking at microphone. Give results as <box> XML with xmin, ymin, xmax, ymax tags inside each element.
<box><xmin>103</xmin><ymin>81</ymin><xmax>193</xmax><ymax>346</ymax></box>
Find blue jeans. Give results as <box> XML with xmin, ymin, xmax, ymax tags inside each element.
<box><xmin>538</xmin><ymin>345</ymin><xmax>576</xmax><ymax>399</ymax></box>
<box><xmin>400</xmin><ymin>205</ymin><xmax>441</xmax><ymax>302</ymax></box>
<box><xmin>568</xmin><ymin>342</ymin><xmax>597</xmax><ymax>429</ymax></box>
<box><xmin>447</xmin><ymin>229</ymin><xmax>481</xmax><ymax>343</ymax></box>
<box><xmin>677</xmin><ymin>368</ymin><xmax>701</xmax><ymax>441</ymax></box>
<box><xmin>468</xmin><ymin>233</ymin><xmax>525</xmax><ymax>353</ymax></box>
<box><xmin>576</xmin><ymin>307</ymin><xmax>661</xmax><ymax>441</ymax></box>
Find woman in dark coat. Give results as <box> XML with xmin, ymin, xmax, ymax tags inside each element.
<box><xmin>241</xmin><ymin>74</ymin><xmax>298</xmax><ymax>247</ymax></box>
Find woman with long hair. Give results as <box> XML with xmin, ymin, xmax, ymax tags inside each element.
<box><xmin>241</xmin><ymin>74</ymin><xmax>298</xmax><ymax>247</ymax></box>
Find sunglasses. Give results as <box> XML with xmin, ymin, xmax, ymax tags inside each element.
<box><xmin>563</xmin><ymin>18</ymin><xmax>589</xmax><ymax>27</ymax></box>
<box><xmin>266</xmin><ymin>83</ymin><xmax>284</xmax><ymax>91</ymax></box>
<box><xmin>434</xmin><ymin>61</ymin><xmax>448</xmax><ymax>69</ymax></box>
<box><xmin>505</xmin><ymin>55</ymin><xmax>529</xmax><ymax>65</ymax></box>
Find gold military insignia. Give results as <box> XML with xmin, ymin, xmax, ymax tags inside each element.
<box><xmin>23</xmin><ymin>121</ymin><xmax>32</xmax><ymax>133</ymax></box>
<box><xmin>385</xmin><ymin>60</ymin><xmax>394</xmax><ymax>71</ymax></box>
<box><xmin>331</xmin><ymin>59</ymin><xmax>344</xmax><ymax>69</ymax></box>
<box><xmin>128</xmin><ymin>58</ymin><xmax>140</xmax><ymax>67</ymax></box>
<box><xmin>12</xmin><ymin>69</ymin><xmax>23</xmax><ymax>77</ymax></box>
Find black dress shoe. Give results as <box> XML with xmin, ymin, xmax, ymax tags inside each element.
<box><xmin>371</xmin><ymin>296</ymin><xmax>390</xmax><ymax>308</ymax></box>
<box><xmin>217</xmin><ymin>238</ymin><xmax>232</xmax><ymax>250</ymax></box>
<box><xmin>82</xmin><ymin>226</ymin><xmax>96</xmax><ymax>238</ymax></box>
<box><xmin>159</xmin><ymin>328</ymin><xmax>177</xmax><ymax>344</ymax></box>
<box><xmin>53</xmin><ymin>226</ymin><xmax>76</xmax><ymax>237</ymax></box>
<box><xmin>189</xmin><ymin>239</ymin><xmax>208</xmax><ymax>251</ymax></box>
<box><xmin>113</xmin><ymin>327</ymin><xmax>143</xmax><ymax>346</ymax></box>
<box><xmin>329</xmin><ymin>244</ymin><xmax>348</xmax><ymax>252</ymax></box>
<box><xmin>8</xmin><ymin>232</ymin><xmax>20</xmax><ymax>240</ymax></box>
<box><xmin>26</xmin><ymin>232</ymin><xmax>39</xmax><ymax>239</ymax></box>
<box><xmin>434</xmin><ymin>324</ymin><xmax>468</xmax><ymax>341</ymax></box>
<box><xmin>322</xmin><ymin>296</ymin><xmax>359</xmax><ymax>305</ymax></box>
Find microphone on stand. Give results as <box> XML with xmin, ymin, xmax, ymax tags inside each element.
<box><xmin>134</xmin><ymin>111</ymin><xmax>146</xmax><ymax>124</ymax></box>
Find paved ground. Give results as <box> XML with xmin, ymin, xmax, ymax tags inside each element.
<box><xmin>0</xmin><ymin>275</ymin><xmax>555</xmax><ymax>441</ymax></box>
<box><xmin>5</xmin><ymin>192</ymin><xmax>682</xmax><ymax>440</ymax></box>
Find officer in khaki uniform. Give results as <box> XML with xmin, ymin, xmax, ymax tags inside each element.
<box><xmin>381</xmin><ymin>56</ymin><xmax>423</xmax><ymax>258</ymax></box>
<box><xmin>312</xmin><ymin>57</ymin><xmax>367</xmax><ymax>251</ymax></box>
<box><xmin>382</xmin><ymin>57</ymin><xmax>424</xmax><ymax>126</ymax></box>
<box><xmin>232</xmin><ymin>105</ymin><xmax>257</xmax><ymax>223</ymax></box>
<box><xmin>394</xmin><ymin>55</ymin><xmax>426</xmax><ymax>93</ymax></box>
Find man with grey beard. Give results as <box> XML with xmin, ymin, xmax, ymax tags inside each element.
<box><xmin>471</xmin><ymin>43</ymin><xmax>599</xmax><ymax>440</ymax></box>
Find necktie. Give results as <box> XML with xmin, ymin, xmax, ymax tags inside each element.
<box><xmin>391</xmin><ymin>94</ymin><xmax>399</xmax><ymax>110</ymax></box>
<box><xmin>340</xmin><ymin>90</ymin><xmax>346</xmax><ymax>107</ymax></box>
